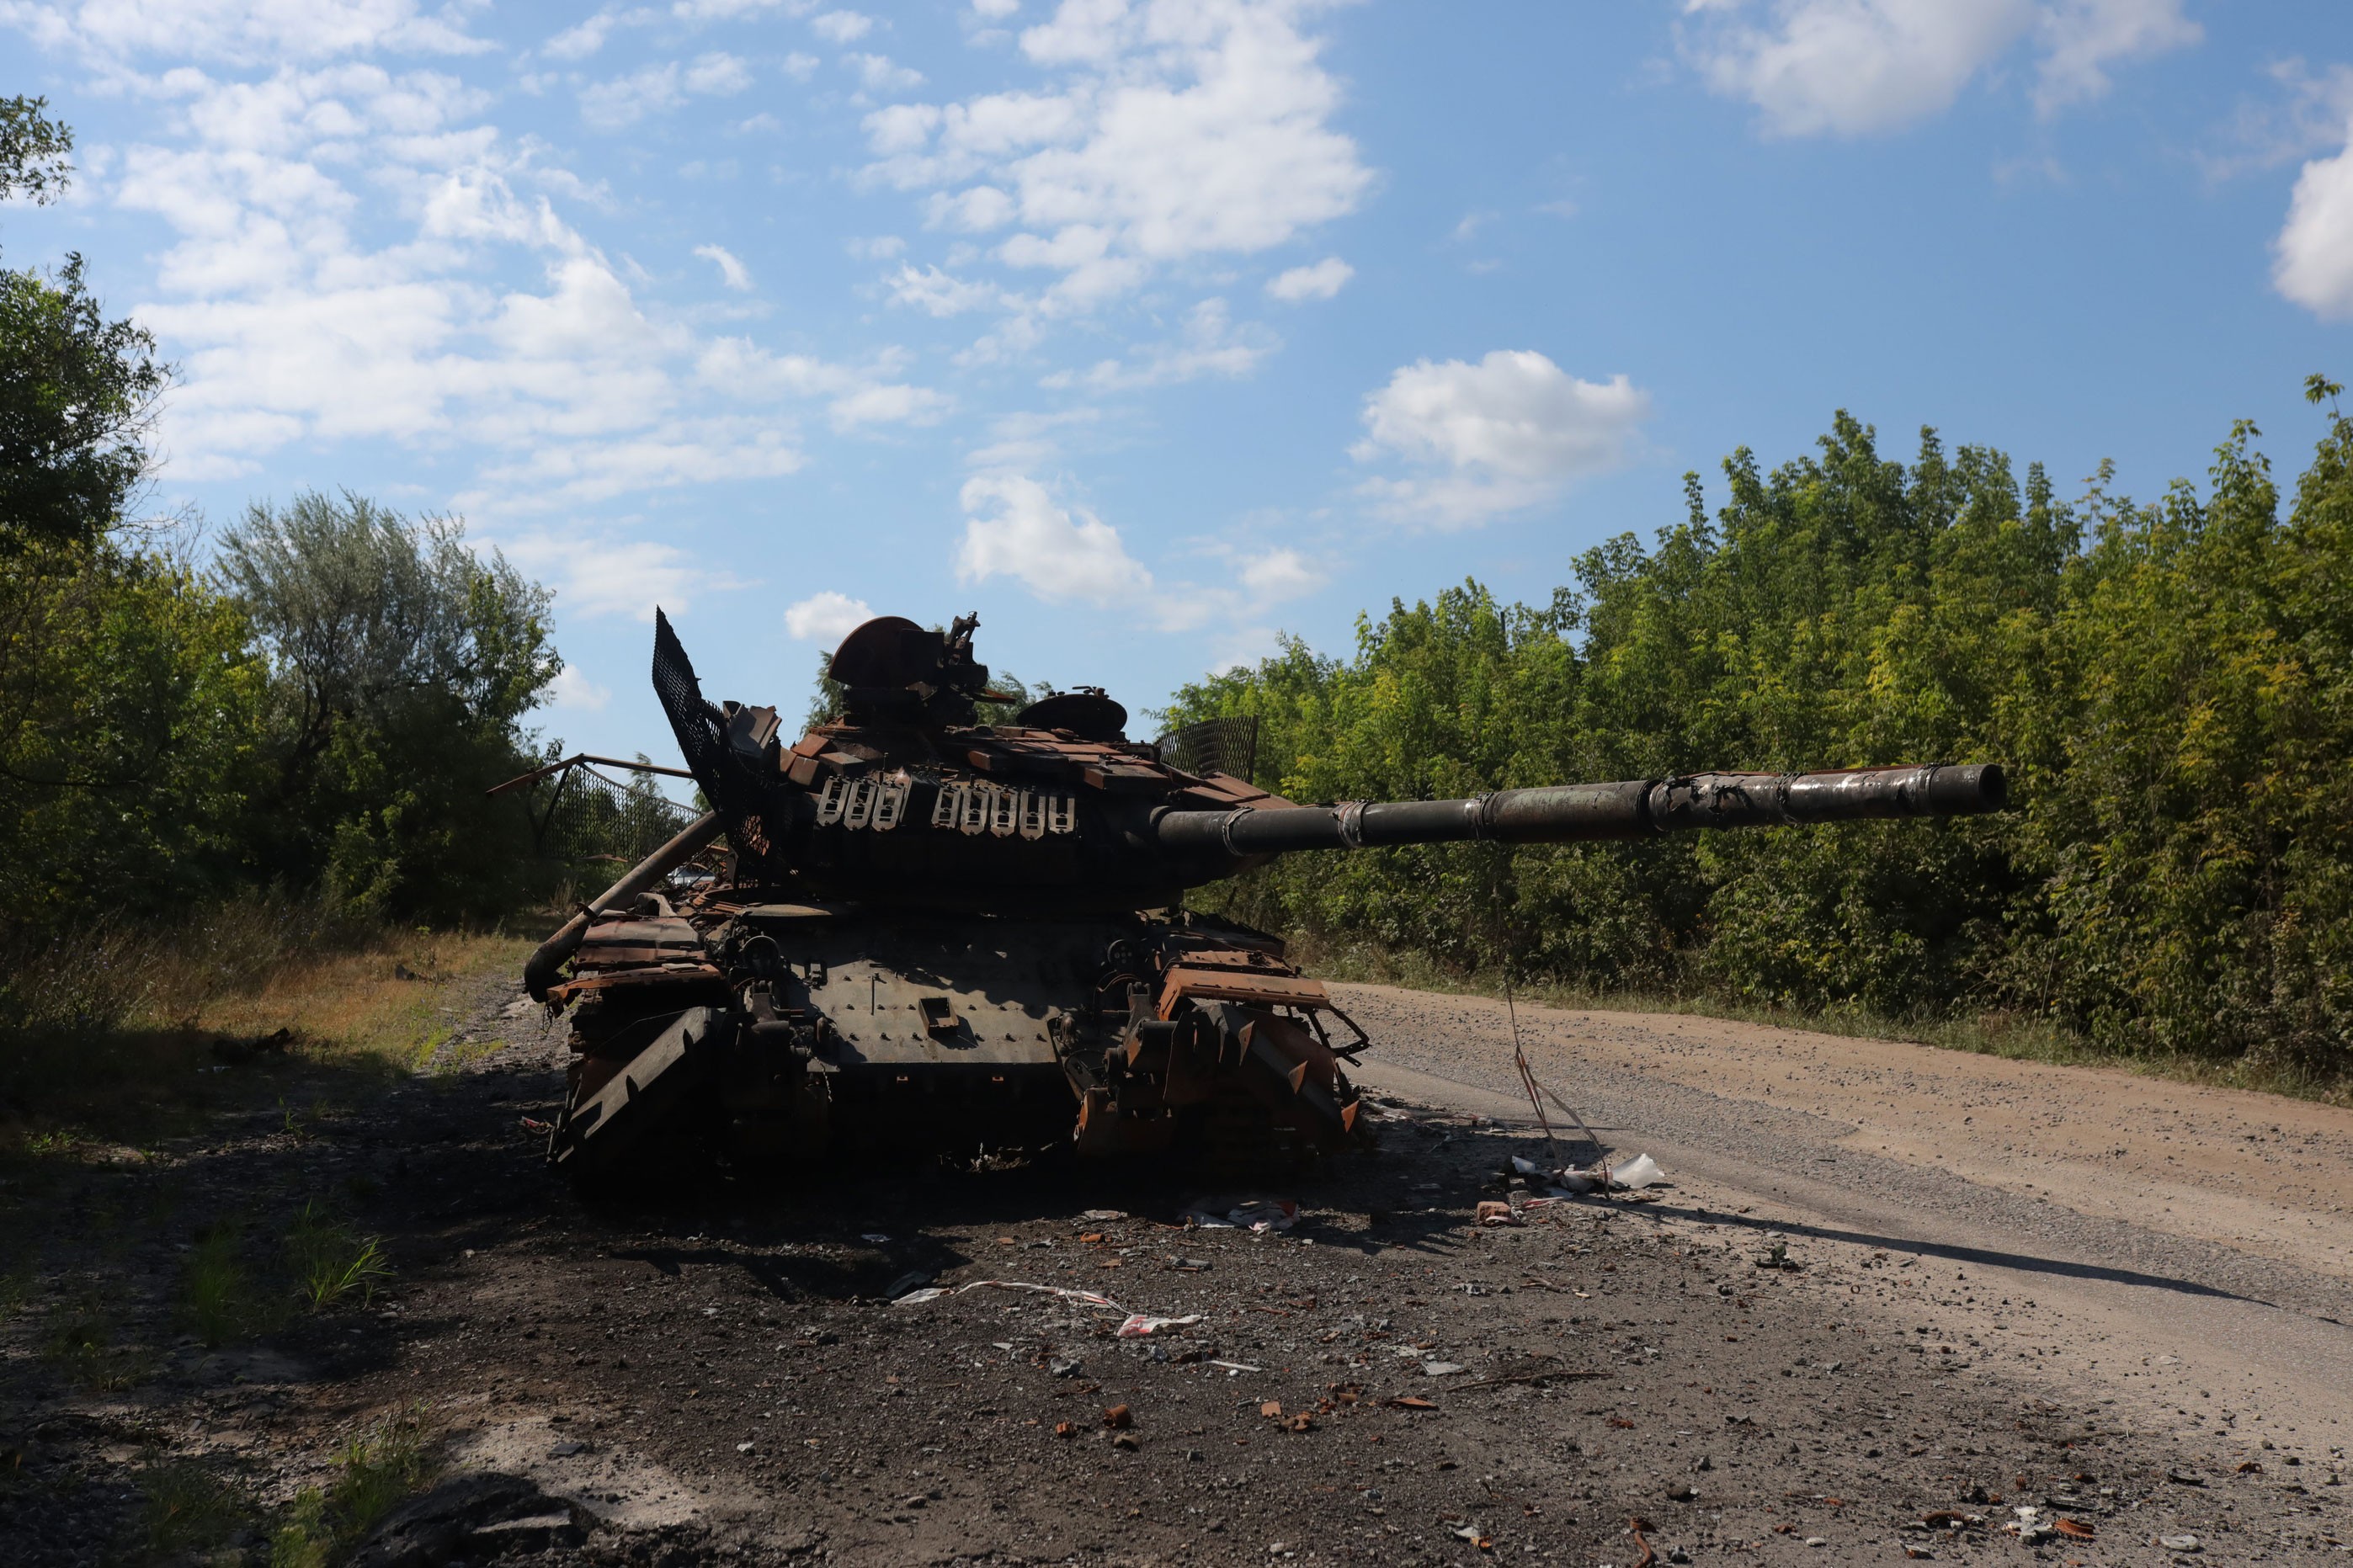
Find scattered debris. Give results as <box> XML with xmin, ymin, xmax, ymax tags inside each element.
<box><xmin>1117</xmin><ymin>1313</ymin><xmax>1203</xmax><ymax>1337</ymax></box>
<box><xmin>892</xmin><ymin>1279</ymin><xmax>1125</xmax><ymax>1311</ymax></box>
<box><xmin>1475</xmin><ymin>1200</ymin><xmax>1520</xmax><ymax>1226</ymax></box>
<box><xmin>1184</xmin><ymin>1198</ymin><xmax>1299</xmax><ymax>1232</ymax></box>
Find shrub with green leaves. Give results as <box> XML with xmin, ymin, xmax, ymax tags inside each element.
<box><xmin>1167</xmin><ymin>389</ymin><xmax>2353</xmax><ymax>1082</ymax></box>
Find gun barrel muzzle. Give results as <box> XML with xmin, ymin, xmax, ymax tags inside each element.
<box><xmin>1153</xmin><ymin>762</ymin><xmax>2006</xmax><ymax>858</ymax></box>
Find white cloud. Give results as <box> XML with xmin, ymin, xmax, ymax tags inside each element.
<box><xmin>860</xmin><ymin>0</ymin><xmax>1371</xmax><ymax>314</ymax></box>
<box><xmin>810</xmin><ymin>8</ymin><xmax>872</xmax><ymax>43</ymax></box>
<box><xmin>886</xmin><ymin>262</ymin><xmax>1006</xmax><ymax>316</ymax></box>
<box><xmin>1264</xmin><ymin>255</ymin><xmax>1351</xmax><ymax>302</ymax></box>
<box><xmin>2276</xmin><ymin>117</ymin><xmax>2353</xmax><ymax>321</ymax></box>
<box><xmin>1236</xmin><ymin>545</ymin><xmax>1323</xmax><ymax>602</ymax></box>
<box><xmin>1057</xmin><ymin>297</ymin><xmax>1274</xmax><ymax>390</ymax></box>
<box><xmin>783</xmin><ymin>50</ymin><xmax>820</xmax><ymax>80</ymax></box>
<box><xmin>580</xmin><ymin>53</ymin><xmax>753</xmax><ymax>128</ymax></box>
<box><xmin>785</xmin><ymin>590</ymin><xmax>878</xmax><ymax>643</ymax></box>
<box><xmin>695</xmin><ymin>338</ymin><xmax>952</xmax><ymax>428</ymax></box>
<box><xmin>544</xmin><ymin>12</ymin><xmax>620</xmax><ymax>61</ymax></box>
<box><xmin>70</xmin><ymin>56</ymin><xmax>940</xmax><ymax>523</ymax></box>
<box><xmin>1684</xmin><ymin>0</ymin><xmax>2197</xmax><ymax>137</ymax></box>
<box><xmin>926</xmin><ymin>184</ymin><xmax>1017</xmax><ymax>231</ymax></box>
<box><xmin>1351</xmin><ymin>350</ymin><xmax>1653</xmax><ymax>528</ymax></box>
<box><xmin>695</xmin><ymin>242</ymin><xmax>752</xmax><ymax>290</ymax></box>
<box><xmin>972</xmin><ymin>0</ymin><xmax>1020</xmax><ymax>19</ymax></box>
<box><xmin>956</xmin><ymin>474</ymin><xmax>1153</xmax><ymax>603</ymax></box>
<box><xmin>503</xmin><ymin>532</ymin><xmax>735</xmax><ymax>621</ymax></box>
<box><xmin>548</xmin><ymin>663</ymin><xmax>612</xmax><ymax>711</ymax></box>
<box><xmin>3</xmin><ymin>0</ymin><xmax>491</xmax><ymax>65</ymax></box>
<box><xmin>2033</xmin><ymin>0</ymin><xmax>2200</xmax><ymax>116</ymax></box>
<box><xmin>2201</xmin><ymin>60</ymin><xmax>2353</xmax><ymax>182</ymax></box>
<box><xmin>848</xmin><ymin>52</ymin><xmax>925</xmax><ymax>93</ymax></box>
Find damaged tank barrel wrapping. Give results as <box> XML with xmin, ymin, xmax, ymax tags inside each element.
<box><xmin>511</xmin><ymin>609</ymin><xmax>2010</xmax><ymax>1191</ymax></box>
<box><xmin>1152</xmin><ymin>763</ymin><xmax>2006</xmax><ymax>858</ymax></box>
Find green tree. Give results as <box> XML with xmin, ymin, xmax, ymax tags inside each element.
<box><xmin>219</xmin><ymin>492</ymin><xmax>562</xmax><ymax>918</ymax></box>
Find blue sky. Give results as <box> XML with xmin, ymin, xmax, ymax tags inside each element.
<box><xmin>7</xmin><ymin>0</ymin><xmax>2353</xmax><ymax>770</ymax></box>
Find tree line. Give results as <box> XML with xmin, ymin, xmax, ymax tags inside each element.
<box><xmin>0</xmin><ymin>97</ymin><xmax>561</xmax><ymax>972</ymax></box>
<box><xmin>1165</xmin><ymin>391</ymin><xmax>2353</xmax><ymax>1082</ymax></box>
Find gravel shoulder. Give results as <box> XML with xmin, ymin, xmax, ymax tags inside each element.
<box><xmin>3</xmin><ymin>976</ymin><xmax>2350</xmax><ymax>1565</ymax></box>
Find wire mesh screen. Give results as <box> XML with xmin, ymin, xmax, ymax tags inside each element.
<box><xmin>533</xmin><ymin>763</ymin><xmax>700</xmax><ymax>867</ymax></box>
<box><xmin>1156</xmin><ymin>715</ymin><xmax>1259</xmax><ymax>784</ymax></box>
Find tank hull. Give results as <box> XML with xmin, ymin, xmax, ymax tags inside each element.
<box><xmin>545</xmin><ymin>903</ymin><xmax>1372</xmax><ymax>1188</ymax></box>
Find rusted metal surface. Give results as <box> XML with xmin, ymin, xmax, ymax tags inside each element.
<box><xmin>513</xmin><ymin>609</ymin><xmax>2010</xmax><ymax>1188</ymax></box>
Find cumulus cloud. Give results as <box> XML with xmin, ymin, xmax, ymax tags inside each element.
<box><xmin>2276</xmin><ymin>118</ymin><xmax>2353</xmax><ymax>320</ymax></box>
<box><xmin>67</xmin><ymin>54</ymin><xmax>942</xmax><ymax>534</ymax></box>
<box><xmin>860</xmin><ymin>0</ymin><xmax>1370</xmax><ymax>316</ymax></box>
<box><xmin>501</xmin><ymin>531</ymin><xmax>737</xmax><ymax>621</ymax></box>
<box><xmin>580</xmin><ymin>52</ymin><xmax>753</xmax><ymax>129</ymax></box>
<box><xmin>1264</xmin><ymin>256</ymin><xmax>1351</xmax><ymax>302</ymax></box>
<box><xmin>784</xmin><ymin>590</ymin><xmax>878</xmax><ymax>644</ymax></box>
<box><xmin>1351</xmin><ymin>350</ymin><xmax>1653</xmax><ymax>528</ymax></box>
<box><xmin>848</xmin><ymin>53</ymin><xmax>925</xmax><ymax>93</ymax></box>
<box><xmin>1057</xmin><ymin>297</ymin><xmax>1275</xmax><ymax>390</ymax></box>
<box><xmin>810</xmin><ymin>8</ymin><xmax>873</xmax><ymax>43</ymax></box>
<box><xmin>547</xmin><ymin>663</ymin><xmax>612</xmax><ymax>711</ymax></box>
<box><xmin>695</xmin><ymin>242</ymin><xmax>752</xmax><ymax>290</ymax></box>
<box><xmin>956</xmin><ymin>474</ymin><xmax>1153</xmax><ymax>603</ymax></box>
<box><xmin>1684</xmin><ymin>0</ymin><xmax>2198</xmax><ymax>137</ymax></box>
<box><xmin>695</xmin><ymin>338</ymin><xmax>953</xmax><ymax>429</ymax></box>
<box><xmin>886</xmin><ymin>262</ymin><xmax>1006</xmax><ymax>316</ymax></box>
<box><xmin>3</xmin><ymin>0</ymin><xmax>491</xmax><ymax>65</ymax></box>
<box><xmin>543</xmin><ymin>12</ymin><xmax>619</xmax><ymax>61</ymax></box>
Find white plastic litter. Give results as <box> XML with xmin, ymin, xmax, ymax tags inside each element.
<box><xmin>1608</xmin><ymin>1153</ymin><xmax>1664</xmax><ymax>1190</ymax></box>
<box><xmin>1116</xmin><ymin>1313</ymin><xmax>1203</xmax><ymax>1337</ymax></box>
<box><xmin>891</xmin><ymin>1280</ymin><xmax>1126</xmax><ymax>1312</ymax></box>
<box><xmin>1182</xmin><ymin>1198</ymin><xmax>1298</xmax><ymax>1232</ymax></box>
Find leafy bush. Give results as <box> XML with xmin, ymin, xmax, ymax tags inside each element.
<box><xmin>1168</xmin><ymin>391</ymin><xmax>2353</xmax><ymax>1082</ymax></box>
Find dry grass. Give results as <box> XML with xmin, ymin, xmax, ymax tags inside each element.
<box><xmin>0</xmin><ymin>909</ymin><xmax>530</xmax><ymax>1161</ymax></box>
<box><xmin>1293</xmin><ymin>933</ymin><xmax>2353</xmax><ymax>1108</ymax></box>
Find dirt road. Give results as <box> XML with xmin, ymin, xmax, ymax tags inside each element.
<box><xmin>1335</xmin><ymin>984</ymin><xmax>2353</xmax><ymax>1462</ymax></box>
<box><xmin>6</xmin><ymin>978</ymin><xmax>2351</xmax><ymax>1565</ymax></box>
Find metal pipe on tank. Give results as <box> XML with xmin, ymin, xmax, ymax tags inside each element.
<box><xmin>522</xmin><ymin>810</ymin><xmax>727</xmax><ymax>1001</ymax></box>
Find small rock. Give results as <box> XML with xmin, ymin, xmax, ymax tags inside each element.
<box><xmin>1666</xmin><ymin>1483</ymin><xmax>1696</xmax><ymax>1502</ymax></box>
<box><xmin>1421</xmin><ymin>1361</ymin><xmax>1467</xmax><ymax>1377</ymax></box>
<box><xmin>1050</xmin><ymin>1356</ymin><xmax>1083</xmax><ymax>1378</ymax></box>
<box><xmin>548</xmin><ymin>1441</ymin><xmax>588</xmax><ymax>1458</ymax></box>
<box><xmin>2159</xmin><ymin>1533</ymin><xmax>2202</xmax><ymax>1553</ymax></box>
<box><xmin>1804</xmin><ymin>1537</ymin><xmax>1828</xmax><ymax>1548</ymax></box>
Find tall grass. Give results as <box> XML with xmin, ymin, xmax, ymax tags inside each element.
<box><xmin>0</xmin><ymin>896</ymin><xmax>530</xmax><ymax>1157</ymax></box>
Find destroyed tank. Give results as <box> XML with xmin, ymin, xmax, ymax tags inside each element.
<box><xmin>524</xmin><ymin>610</ymin><xmax>2007</xmax><ymax>1189</ymax></box>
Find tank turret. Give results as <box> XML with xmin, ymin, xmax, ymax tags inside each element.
<box><xmin>645</xmin><ymin>609</ymin><xmax>2004</xmax><ymax>917</ymax></box>
<box><xmin>523</xmin><ymin>612</ymin><xmax>2010</xmax><ymax>1189</ymax></box>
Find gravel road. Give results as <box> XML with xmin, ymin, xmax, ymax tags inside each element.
<box><xmin>5</xmin><ymin>977</ymin><xmax>2350</xmax><ymax>1566</ymax></box>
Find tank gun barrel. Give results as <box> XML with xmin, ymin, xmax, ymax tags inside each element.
<box><xmin>523</xmin><ymin>809</ymin><xmax>726</xmax><ymax>1001</ymax></box>
<box><xmin>1153</xmin><ymin>763</ymin><xmax>2006</xmax><ymax>858</ymax></box>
